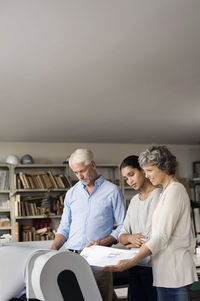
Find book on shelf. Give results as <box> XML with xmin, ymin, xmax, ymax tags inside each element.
<box><xmin>15</xmin><ymin>222</ymin><xmax>19</xmax><ymax>242</ymax></box>
<box><xmin>0</xmin><ymin>170</ymin><xmax>9</xmax><ymax>190</ymax></box>
<box><xmin>19</xmin><ymin>173</ymin><xmax>29</xmax><ymax>189</ymax></box>
<box><xmin>16</xmin><ymin>175</ymin><xmax>22</xmax><ymax>189</ymax></box>
<box><xmin>48</xmin><ymin>170</ymin><xmax>58</xmax><ymax>188</ymax></box>
<box><xmin>54</xmin><ymin>175</ymin><xmax>65</xmax><ymax>188</ymax></box>
<box><xmin>15</xmin><ymin>194</ymin><xmax>21</xmax><ymax>217</ymax></box>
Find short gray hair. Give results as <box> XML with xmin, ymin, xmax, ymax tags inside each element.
<box><xmin>138</xmin><ymin>145</ymin><xmax>177</xmax><ymax>175</ymax></box>
<box><xmin>69</xmin><ymin>149</ymin><xmax>94</xmax><ymax>167</ymax></box>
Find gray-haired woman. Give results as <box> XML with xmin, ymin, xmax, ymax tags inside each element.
<box><xmin>105</xmin><ymin>145</ymin><xmax>197</xmax><ymax>301</ymax></box>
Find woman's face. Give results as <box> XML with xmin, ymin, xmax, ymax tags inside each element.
<box><xmin>121</xmin><ymin>166</ymin><xmax>145</xmax><ymax>190</ymax></box>
<box><xmin>142</xmin><ymin>163</ymin><xmax>166</xmax><ymax>186</ymax></box>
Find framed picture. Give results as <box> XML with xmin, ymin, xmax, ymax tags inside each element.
<box><xmin>193</xmin><ymin>161</ymin><xmax>200</xmax><ymax>178</ymax></box>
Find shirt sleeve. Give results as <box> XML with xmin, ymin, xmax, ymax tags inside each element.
<box><xmin>56</xmin><ymin>189</ymin><xmax>72</xmax><ymax>239</ymax></box>
<box><xmin>145</xmin><ymin>185</ymin><xmax>187</xmax><ymax>255</ymax></box>
<box><xmin>110</xmin><ymin>187</ymin><xmax>126</xmax><ymax>240</ymax></box>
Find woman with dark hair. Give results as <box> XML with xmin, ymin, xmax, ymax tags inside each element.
<box><xmin>105</xmin><ymin>146</ymin><xmax>197</xmax><ymax>301</ymax></box>
<box><xmin>119</xmin><ymin>155</ymin><xmax>161</xmax><ymax>301</ymax></box>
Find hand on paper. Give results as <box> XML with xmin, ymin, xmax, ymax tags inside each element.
<box><xmin>104</xmin><ymin>258</ymin><xmax>135</xmax><ymax>272</ymax></box>
<box><xmin>87</xmin><ymin>240</ymin><xmax>101</xmax><ymax>247</ymax></box>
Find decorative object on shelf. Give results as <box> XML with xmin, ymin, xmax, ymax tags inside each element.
<box><xmin>20</xmin><ymin>154</ymin><xmax>34</xmax><ymax>164</ymax></box>
<box><xmin>63</xmin><ymin>155</ymin><xmax>70</xmax><ymax>164</ymax></box>
<box><xmin>6</xmin><ymin>155</ymin><xmax>20</xmax><ymax>164</ymax></box>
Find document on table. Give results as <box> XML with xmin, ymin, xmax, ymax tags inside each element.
<box><xmin>80</xmin><ymin>245</ymin><xmax>150</xmax><ymax>270</ymax></box>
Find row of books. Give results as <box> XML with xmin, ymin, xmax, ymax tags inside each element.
<box><xmin>14</xmin><ymin>170</ymin><xmax>71</xmax><ymax>190</ymax></box>
<box><xmin>15</xmin><ymin>194</ymin><xmax>65</xmax><ymax>217</ymax></box>
<box><xmin>0</xmin><ymin>170</ymin><xmax>9</xmax><ymax>190</ymax></box>
<box><xmin>21</xmin><ymin>225</ymin><xmax>55</xmax><ymax>241</ymax></box>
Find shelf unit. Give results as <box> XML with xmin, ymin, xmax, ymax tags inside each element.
<box><xmin>0</xmin><ymin>164</ymin><xmax>12</xmax><ymax>242</ymax></box>
<box><xmin>9</xmin><ymin>164</ymin><xmax>71</xmax><ymax>242</ymax></box>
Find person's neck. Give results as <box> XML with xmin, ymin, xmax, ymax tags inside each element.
<box><xmin>139</xmin><ymin>180</ymin><xmax>156</xmax><ymax>200</ymax></box>
<box><xmin>162</xmin><ymin>174</ymin><xmax>175</xmax><ymax>191</ymax></box>
<box><xmin>86</xmin><ymin>184</ymin><xmax>95</xmax><ymax>195</ymax></box>
<box><xmin>85</xmin><ymin>174</ymin><xmax>99</xmax><ymax>194</ymax></box>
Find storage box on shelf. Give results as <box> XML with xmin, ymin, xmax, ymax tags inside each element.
<box><xmin>10</xmin><ymin>164</ymin><xmax>71</xmax><ymax>242</ymax></box>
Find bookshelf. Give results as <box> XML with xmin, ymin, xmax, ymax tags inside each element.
<box><xmin>9</xmin><ymin>164</ymin><xmax>71</xmax><ymax>242</ymax></box>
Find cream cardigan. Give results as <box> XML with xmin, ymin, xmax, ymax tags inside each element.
<box><xmin>146</xmin><ymin>182</ymin><xmax>198</xmax><ymax>287</ymax></box>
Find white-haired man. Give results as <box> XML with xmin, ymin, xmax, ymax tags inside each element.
<box><xmin>51</xmin><ymin>149</ymin><xmax>126</xmax><ymax>301</ymax></box>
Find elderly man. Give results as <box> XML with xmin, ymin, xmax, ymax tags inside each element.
<box><xmin>51</xmin><ymin>148</ymin><xmax>126</xmax><ymax>301</ymax></box>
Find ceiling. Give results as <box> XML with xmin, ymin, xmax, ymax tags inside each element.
<box><xmin>0</xmin><ymin>0</ymin><xmax>200</xmax><ymax>144</ymax></box>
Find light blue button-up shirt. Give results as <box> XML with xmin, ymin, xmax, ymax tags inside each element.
<box><xmin>56</xmin><ymin>175</ymin><xmax>126</xmax><ymax>250</ymax></box>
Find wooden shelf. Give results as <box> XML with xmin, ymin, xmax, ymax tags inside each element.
<box><xmin>14</xmin><ymin>188</ymin><xmax>68</xmax><ymax>193</ymax></box>
<box><xmin>0</xmin><ymin>190</ymin><xmax>10</xmax><ymax>194</ymax></box>
<box><xmin>0</xmin><ymin>209</ymin><xmax>11</xmax><ymax>212</ymax></box>
<box><xmin>16</xmin><ymin>215</ymin><xmax>61</xmax><ymax>219</ymax></box>
<box><xmin>0</xmin><ymin>227</ymin><xmax>12</xmax><ymax>230</ymax></box>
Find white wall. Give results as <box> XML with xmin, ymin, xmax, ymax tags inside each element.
<box><xmin>0</xmin><ymin>142</ymin><xmax>200</xmax><ymax>178</ymax></box>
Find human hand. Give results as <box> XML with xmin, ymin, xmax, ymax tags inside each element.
<box><xmin>87</xmin><ymin>240</ymin><xmax>101</xmax><ymax>247</ymax></box>
<box><xmin>104</xmin><ymin>259</ymin><xmax>135</xmax><ymax>272</ymax></box>
<box><xmin>127</xmin><ymin>233</ymin><xmax>147</xmax><ymax>248</ymax></box>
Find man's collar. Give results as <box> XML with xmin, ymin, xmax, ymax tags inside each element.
<box><xmin>94</xmin><ymin>174</ymin><xmax>104</xmax><ymax>186</ymax></box>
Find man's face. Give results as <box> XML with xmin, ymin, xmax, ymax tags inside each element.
<box><xmin>70</xmin><ymin>161</ymin><xmax>97</xmax><ymax>186</ymax></box>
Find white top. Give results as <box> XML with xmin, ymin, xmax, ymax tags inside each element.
<box><xmin>146</xmin><ymin>182</ymin><xmax>198</xmax><ymax>287</ymax></box>
<box><xmin>119</xmin><ymin>188</ymin><xmax>161</xmax><ymax>266</ymax></box>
